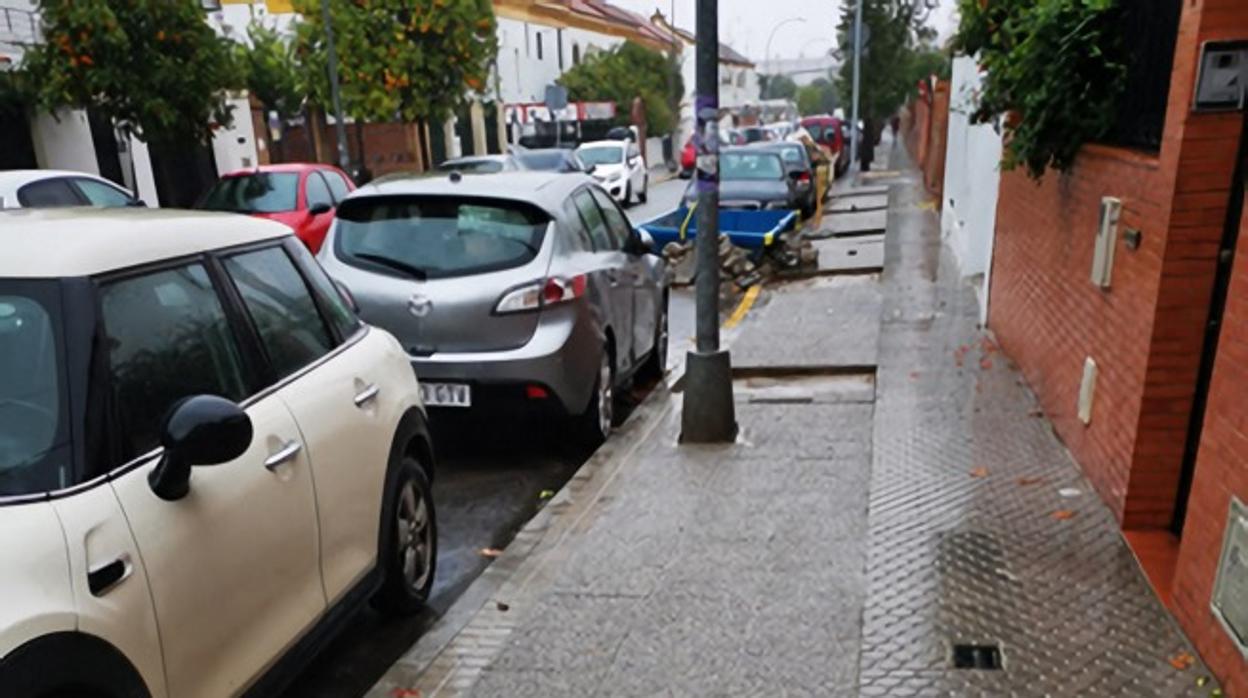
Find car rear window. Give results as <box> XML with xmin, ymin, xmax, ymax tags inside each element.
<box><xmin>334</xmin><ymin>196</ymin><xmax>549</xmax><ymax>279</ymax></box>
<box><xmin>199</xmin><ymin>173</ymin><xmax>299</xmax><ymax>213</ymax></box>
<box><xmin>577</xmin><ymin>146</ymin><xmax>622</xmax><ymax>167</ymax></box>
<box><xmin>721</xmin><ymin>153</ymin><xmax>784</xmax><ymax>180</ymax></box>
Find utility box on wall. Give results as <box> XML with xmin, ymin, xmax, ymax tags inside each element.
<box><xmin>1212</xmin><ymin>497</ymin><xmax>1248</xmax><ymax>656</ymax></box>
<box><xmin>1091</xmin><ymin>197</ymin><xmax>1122</xmax><ymax>289</ymax></box>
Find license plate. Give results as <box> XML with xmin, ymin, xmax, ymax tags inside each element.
<box><xmin>420</xmin><ymin>382</ymin><xmax>472</xmax><ymax>408</ymax></box>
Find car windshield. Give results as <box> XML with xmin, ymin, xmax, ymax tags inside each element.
<box><xmin>439</xmin><ymin>159</ymin><xmax>505</xmax><ymax>174</ymax></box>
<box><xmin>199</xmin><ymin>173</ymin><xmax>300</xmax><ymax>213</ymax></box>
<box><xmin>0</xmin><ymin>280</ymin><xmax>71</xmax><ymax>496</ymax></box>
<box><xmin>577</xmin><ymin>146</ymin><xmax>623</xmax><ymax>166</ymax></box>
<box><xmin>777</xmin><ymin>146</ymin><xmax>806</xmax><ymax>165</ymax></box>
<box><xmin>517</xmin><ymin>150</ymin><xmax>577</xmax><ymax>172</ymax></box>
<box><xmin>335</xmin><ymin>196</ymin><xmax>549</xmax><ymax>279</ymax></box>
<box><xmin>720</xmin><ymin>153</ymin><xmax>784</xmax><ymax>180</ymax></box>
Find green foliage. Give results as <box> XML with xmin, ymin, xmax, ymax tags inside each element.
<box><xmin>760</xmin><ymin>74</ymin><xmax>798</xmax><ymax>101</ymax></box>
<box><xmin>954</xmin><ymin>0</ymin><xmax>1125</xmax><ymax>177</ymax></box>
<box><xmin>22</xmin><ymin>0</ymin><xmax>242</xmax><ymax>144</ymax></box>
<box><xmin>236</xmin><ymin>23</ymin><xmax>303</xmax><ymax>121</ymax></box>
<box><xmin>836</xmin><ymin>0</ymin><xmax>938</xmax><ymax>130</ymax></box>
<box><xmin>292</xmin><ymin>0</ymin><xmax>498</xmax><ymax>124</ymax></box>
<box><xmin>796</xmin><ymin>78</ymin><xmax>838</xmax><ymax>116</ymax></box>
<box><xmin>557</xmin><ymin>41</ymin><xmax>683</xmax><ymax>134</ymax></box>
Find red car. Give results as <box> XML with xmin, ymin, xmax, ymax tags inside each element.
<box><xmin>679</xmin><ymin>130</ymin><xmax>741</xmax><ymax>179</ymax></box>
<box><xmin>799</xmin><ymin>116</ymin><xmax>849</xmax><ymax>177</ymax></box>
<box><xmin>198</xmin><ymin>163</ymin><xmax>355</xmax><ymax>253</ymax></box>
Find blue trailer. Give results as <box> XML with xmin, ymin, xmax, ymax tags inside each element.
<box><xmin>638</xmin><ymin>205</ymin><xmax>798</xmax><ymax>252</ymax></box>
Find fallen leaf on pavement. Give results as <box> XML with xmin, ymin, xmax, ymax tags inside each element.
<box><xmin>538</xmin><ymin>489</ymin><xmax>555</xmax><ymax>500</ymax></box>
<box><xmin>1027</xmin><ymin>408</ymin><xmax>1044</xmax><ymax>417</ymax></box>
<box><xmin>909</xmin><ymin>371</ymin><xmax>921</xmax><ymax>380</ymax></box>
<box><xmin>1017</xmin><ymin>476</ymin><xmax>1044</xmax><ymax>486</ymax></box>
<box><xmin>1197</xmin><ymin>676</ymin><xmax>1209</xmax><ymax>687</ymax></box>
<box><xmin>391</xmin><ymin>689</ymin><xmax>422</xmax><ymax>698</ymax></box>
<box><xmin>969</xmin><ymin>467</ymin><xmax>989</xmax><ymax>478</ymax></box>
<box><xmin>1168</xmin><ymin>651</ymin><xmax>1195</xmax><ymax>670</ymax></box>
<box><xmin>1051</xmin><ymin>509</ymin><xmax>1077</xmax><ymax>520</ymax></box>
<box><xmin>979</xmin><ymin>357</ymin><xmax>993</xmax><ymax>370</ymax></box>
<box><xmin>480</xmin><ymin>547</ymin><xmax>503</xmax><ymax>558</ymax></box>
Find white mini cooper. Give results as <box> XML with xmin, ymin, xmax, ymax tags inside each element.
<box><xmin>0</xmin><ymin>209</ymin><xmax>436</xmax><ymax>697</ymax></box>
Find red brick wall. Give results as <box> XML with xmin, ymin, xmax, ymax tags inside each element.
<box><xmin>1173</xmin><ymin>198</ymin><xmax>1248</xmax><ymax>697</ymax></box>
<box><xmin>923</xmin><ymin>80</ymin><xmax>950</xmax><ymax>199</ymax></box>
<box><xmin>988</xmin><ymin>0</ymin><xmax>1246</xmax><ymax>528</ymax></box>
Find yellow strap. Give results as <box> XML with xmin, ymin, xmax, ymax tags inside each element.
<box><xmin>678</xmin><ymin>201</ymin><xmax>698</xmax><ymax>242</ymax></box>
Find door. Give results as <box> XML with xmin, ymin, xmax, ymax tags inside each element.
<box><xmin>1175</xmin><ymin>111</ymin><xmax>1248</xmax><ymax>534</ymax></box>
<box><xmin>571</xmin><ymin>187</ymin><xmax>633</xmax><ymax>367</ymax></box>
<box><xmin>302</xmin><ymin>171</ymin><xmax>337</xmax><ymax>253</ymax></box>
<box><xmin>99</xmin><ymin>261</ymin><xmax>323</xmax><ymax>697</ymax></box>
<box><xmin>591</xmin><ymin>187</ymin><xmax>654</xmax><ymax>366</ymax></box>
<box><xmin>221</xmin><ymin>241</ymin><xmax>396</xmax><ymax>603</ymax></box>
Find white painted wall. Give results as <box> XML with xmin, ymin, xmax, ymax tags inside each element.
<box><xmin>495</xmin><ymin>17</ymin><xmax>622</xmax><ymax>105</ymax></box>
<box><xmin>940</xmin><ymin>54</ymin><xmax>1003</xmax><ymax>322</ymax></box>
<box><xmin>211</xmin><ymin>96</ymin><xmax>261</xmax><ymax>173</ymax></box>
<box><xmin>30</xmin><ymin>109</ymin><xmax>99</xmax><ymax>174</ymax></box>
<box><xmin>127</xmin><ymin>136</ymin><xmax>159</xmax><ymax>206</ymax></box>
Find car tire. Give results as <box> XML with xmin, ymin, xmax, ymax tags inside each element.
<box><xmin>638</xmin><ymin>299</ymin><xmax>668</xmax><ymax>382</ymax></box>
<box><xmin>639</xmin><ymin>177</ymin><xmax>648</xmax><ymax>204</ymax></box>
<box><xmin>372</xmin><ymin>456</ymin><xmax>437</xmax><ymax>615</ymax></box>
<box><xmin>576</xmin><ymin>348</ymin><xmax>615</xmax><ymax>447</ymax></box>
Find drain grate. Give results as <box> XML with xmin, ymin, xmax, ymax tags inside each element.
<box><xmin>952</xmin><ymin>644</ymin><xmax>1002</xmax><ymax>670</ymax></box>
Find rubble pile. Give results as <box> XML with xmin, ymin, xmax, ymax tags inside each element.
<box><xmin>661</xmin><ymin>227</ymin><xmax>820</xmax><ymax>291</ymax></box>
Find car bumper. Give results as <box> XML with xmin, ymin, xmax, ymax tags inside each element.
<box><xmin>408</xmin><ymin>301</ymin><xmax>599</xmax><ymax>417</ymax></box>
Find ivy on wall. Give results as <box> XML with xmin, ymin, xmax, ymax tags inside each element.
<box><xmin>954</xmin><ymin>0</ymin><xmax>1126</xmax><ymax>178</ymax></box>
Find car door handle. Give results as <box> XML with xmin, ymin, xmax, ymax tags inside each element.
<box><xmin>88</xmin><ymin>554</ymin><xmax>131</xmax><ymax>597</ymax></box>
<box><xmin>264</xmin><ymin>440</ymin><xmax>302</xmax><ymax>471</ymax></box>
<box><xmin>353</xmin><ymin>383</ymin><xmax>380</xmax><ymax>407</ymax></box>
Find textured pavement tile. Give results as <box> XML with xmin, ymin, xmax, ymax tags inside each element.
<box><xmin>731</xmin><ymin>277</ymin><xmax>880</xmax><ymax>370</ymax></box>
<box><xmin>813</xmin><ymin>235</ymin><xmax>886</xmax><ymax>272</ymax></box>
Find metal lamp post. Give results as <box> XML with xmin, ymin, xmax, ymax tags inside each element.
<box><xmin>763</xmin><ymin>17</ymin><xmax>805</xmax><ymax>99</ymax></box>
<box><xmin>320</xmin><ymin>0</ymin><xmax>351</xmax><ymax>172</ymax></box>
<box><xmin>681</xmin><ymin>0</ymin><xmax>737</xmax><ymax>444</ymax></box>
<box><xmin>849</xmin><ymin>0</ymin><xmax>864</xmax><ymax>166</ymax></box>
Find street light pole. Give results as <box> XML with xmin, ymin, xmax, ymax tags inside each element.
<box><xmin>681</xmin><ymin>0</ymin><xmax>737</xmax><ymax>444</ymax></box>
<box><xmin>763</xmin><ymin>17</ymin><xmax>804</xmax><ymax>99</ymax></box>
<box><xmin>320</xmin><ymin>0</ymin><xmax>350</xmax><ymax>172</ymax></box>
<box><xmin>849</xmin><ymin>0</ymin><xmax>864</xmax><ymax>167</ymax></box>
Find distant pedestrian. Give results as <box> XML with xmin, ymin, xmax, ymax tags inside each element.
<box><xmin>859</xmin><ymin>119</ymin><xmax>874</xmax><ymax>173</ymax></box>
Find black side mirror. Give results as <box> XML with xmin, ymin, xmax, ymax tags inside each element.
<box><xmin>308</xmin><ymin>202</ymin><xmax>333</xmax><ymax>216</ymax></box>
<box><xmin>149</xmin><ymin>395</ymin><xmax>253</xmax><ymax>501</ymax></box>
<box><xmin>583</xmin><ymin>164</ymin><xmax>597</xmax><ymax>175</ymax></box>
<box><xmin>625</xmin><ymin>229</ymin><xmax>655</xmax><ymax>256</ymax></box>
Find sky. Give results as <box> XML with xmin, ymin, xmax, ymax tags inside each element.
<box><xmin>606</xmin><ymin>0</ymin><xmax>959</xmax><ymax>63</ymax></box>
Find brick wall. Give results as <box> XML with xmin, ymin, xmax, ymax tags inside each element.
<box><xmin>1172</xmin><ymin>198</ymin><xmax>1248</xmax><ymax>696</ymax></box>
<box><xmin>988</xmin><ymin>0</ymin><xmax>1246</xmax><ymax>528</ymax></box>
<box><xmin>923</xmin><ymin>80</ymin><xmax>950</xmax><ymax>199</ymax></box>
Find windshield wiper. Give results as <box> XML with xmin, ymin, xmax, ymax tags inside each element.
<box><xmin>353</xmin><ymin>253</ymin><xmax>429</xmax><ymax>280</ymax></box>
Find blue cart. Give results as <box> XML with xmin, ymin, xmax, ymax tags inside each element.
<box><xmin>638</xmin><ymin>206</ymin><xmax>798</xmax><ymax>251</ymax></box>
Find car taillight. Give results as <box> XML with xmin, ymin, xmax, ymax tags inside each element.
<box><xmin>797</xmin><ymin>171</ymin><xmax>812</xmax><ymax>183</ymax></box>
<box><xmin>495</xmin><ymin>274</ymin><xmax>587</xmax><ymax>314</ymax></box>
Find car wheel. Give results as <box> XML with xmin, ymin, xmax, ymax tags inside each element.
<box><xmin>576</xmin><ymin>348</ymin><xmax>615</xmax><ymax>446</ymax></box>
<box><xmin>373</xmin><ymin>457</ymin><xmax>436</xmax><ymax>614</ymax></box>
<box><xmin>638</xmin><ymin>299</ymin><xmax>668</xmax><ymax>381</ymax></box>
<box><xmin>639</xmin><ymin>176</ymin><xmax>648</xmax><ymax>204</ymax></box>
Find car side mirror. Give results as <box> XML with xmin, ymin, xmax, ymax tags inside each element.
<box><xmin>308</xmin><ymin>202</ymin><xmax>333</xmax><ymax>216</ymax></box>
<box><xmin>584</xmin><ymin>164</ymin><xmax>597</xmax><ymax>175</ymax></box>
<box><xmin>149</xmin><ymin>395</ymin><xmax>252</xmax><ymax>501</ymax></box>
<box><xmin>626</xmin><ymin>229</ymin><xmax>655</xmax><ymax>256</ymax></box>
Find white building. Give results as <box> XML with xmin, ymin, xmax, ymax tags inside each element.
<box><xmin>940</xmin><ymin>54</ymin><xmax>1004</xmax><ymax>323</ymax></box>
<box><xmin>648</xmin><ymin>12</ymin><xmax>759</xmax><ymax>138</ymax></box>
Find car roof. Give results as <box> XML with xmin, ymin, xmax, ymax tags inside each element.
<box><xmin>0</xmin><ymin>170</ymin><xmax>127</xmax><ymax>198</ymax></box>
<box><xmin>346</xmin><ymin>170</ymin><xmax>593</xmax><ymax>216</ymax></box>
<box><xmin>577</xmin><ymin>140</ymin><xmax>627</xmax><ymax>149</ymax></box>
<box><xmin>221</xmin><ymin>163</ymin><xmax>337</xmax><ymax>177</ymax></box>
<box><xmin>0</xmin><ymin>208</ymin><xmax>291</xmax><ymax>279</ymax></box>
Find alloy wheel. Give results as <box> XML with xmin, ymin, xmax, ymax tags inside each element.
<box><xmin>395</xmin><ymin>480</ymin><xmax>433</xmax><ymax>592</ymax></box>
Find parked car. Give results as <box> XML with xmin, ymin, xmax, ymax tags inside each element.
<box><xmin>437</xmin><ymin>155</ymin><xmax>522</xmax><ymax>174</ymax></box>
<box><xmin>0</xmin><ymin>169</ymin><xmax>143</xmax><ymax>209</ymax></box>
<box><xmin>197</xmin><ymin>163</ymin><xmax>356</xmax><ymax>254</ymax></box>
<box><xmin>799</xmin><ymin>116</ymin><xmax>849</xmax><ymax>177</ymax></box>
<box><xmin>683</xmin><ymin>147</ymin><xmax>802</xmax><ymax>212</ymax></box>
<box><xmin>750</xmin><ymin>141</ymin><xmax>817</xmax><ymax>218</ymax></box>
<box><xmin>0</xmin><ymin>208</ymin><xmax>436</xmax><ymax>697</ymax></box>
<box><xmin>513</xmin><ymin>148</ymin><xmax>590</xmax><ymax>174</ymax></box>
<box><xmin>318</xmin><ymin>171</ymin><xmax>669</xmax><ymax>445</ymax></box>
<box><xmin>576</xmin><ymin>139</ymin><xmax>648</xmax><ymax>205</ymax></box>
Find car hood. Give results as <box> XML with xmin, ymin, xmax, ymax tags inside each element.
<box><xmin>592</xmin><ymin>163</ymin><xmax>628</xmax><ymax>180</ymax></box>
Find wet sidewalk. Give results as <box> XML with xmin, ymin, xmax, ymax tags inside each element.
<box><xmin>368</xmin><ymin>140</ymin><xmax>1218</xmax><ymax>697</ymax></box>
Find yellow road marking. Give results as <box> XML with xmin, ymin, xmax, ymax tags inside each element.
<box><xmin>723</xmin><ymin>283</ymin><xmax>762</xmax><ymax>330</ymax></box>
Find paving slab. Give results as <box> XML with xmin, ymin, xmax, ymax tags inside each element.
<box><xmin>812</xmin><ymin>234</ymin><xmax>885</xmax><ymax>272</ymax></box>
<box><xmin>821</xmin><ymin>209</ymin><xmax>888</xmax><ymax>236</ymax></box>
<box><xmin>838</xmin><ymin>184</ymin><xmax>891</xmax><ymax>197</ymax></box>
<box><xmin>829</xmin><ymin>193</ymin><xmax>889</xmax><ymax>212</ymax></box>
<box><xmin>731</xmin><ymin>276</ymin><xmax>881</xmax><ymax>370</ymax></box>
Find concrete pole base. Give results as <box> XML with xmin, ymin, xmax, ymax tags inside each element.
<box><xmin>680</xmin><ymin>349</ymin><xmax>738</xmax><ymax>443</ymax></box>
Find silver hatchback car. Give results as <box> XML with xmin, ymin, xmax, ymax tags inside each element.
<box><xmin>318</xmin><ymin>171</ymin><xmax>668</xmax><ymax>443</ymax></box>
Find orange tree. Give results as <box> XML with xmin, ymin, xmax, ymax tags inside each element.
<box><xmin>21</xmin><ymin>0</ymin><xmax>241</xmax><ymax>144</ymax></box>
<box><xmin>292</xmin><ymin>0</ymin><xmax>497</xmax><ymax>125</ymax></box>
